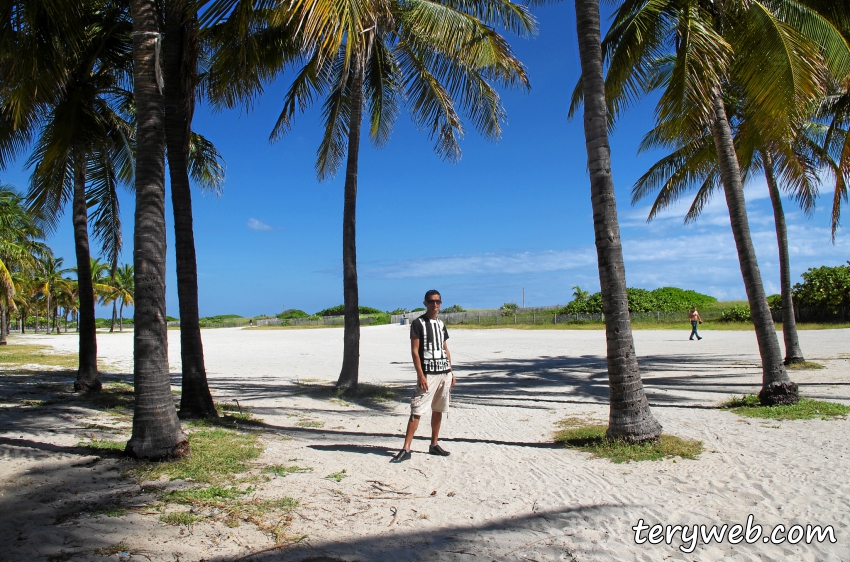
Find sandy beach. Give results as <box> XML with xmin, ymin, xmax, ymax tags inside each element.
<box><xmin>1</xmin><ymin>325</ymin><xmax>848</xmax><ymax>561</ymax></box>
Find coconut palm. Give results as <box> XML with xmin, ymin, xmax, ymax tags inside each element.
<box><xmin>34</xmin><ymin>255</ymin><xmax>71</xmax><ymax>334</ymax></box>
<box><xmin>0</xmin><ymin>185</ymin><xmax>46</xmax><ymax>343</ymax></box>
<box><xmin>572</xmin><ymin>0</ymin><xmax>661</xmax><ymax>442</ymax></box>
<box><xmin>125</xmin><ymin>0</ymin><xmax>189</xmax><ymax>460</ymax></box>
<box><xmin>581</xmin><ymin>0</ymin><xmax>850</xmax><ymax>404</ymax></box>
<box><xmin>205</xmin><ymin>0</ymin><xmax>533</xmax><ymax>389</ymax></box>
<box><xmin>103</xmin><ymin>263</ymin><xmax>134</xmax><ymax>332</ymax></box>
<box><xmin>629</xmin><ymin>87</ymin><xmax>825</xmax><ymax>365</ymax></box>
<box><xmin>2</xmin><ymin>0</ymin><xmax>136</xmax><ymax>392</ymax></box>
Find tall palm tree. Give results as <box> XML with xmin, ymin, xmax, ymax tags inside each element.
<box><xmin>206</xmin><ymin>0</ymin><xmax>533</xmax><ymax>389</ymax></box>
<box><xmin>572</xmin><ymin>0</ymin><xmax>661</xmax><ymax>442</ymax></box>
<box><xmin>164</xmin><ymin>0</ymin><xmax>225</xmax><ymax>418</ymax></box>
<box><xmin>114</xmin><ymin>264</ymin><xmax>134</xmax><ymax>332</ymax></box>
<box><xmin>126</xmin><ymin>0</ymin><xmax>189</xmax><ymax>460</ymax></box>
<box><xmin>3</xmin><ymin>0</ymin><xmax>136</xmax><ymax>392</ymax></box>
<box><xmin>587</xmin><ymin>0</ymin><xmax>850</xmax><ymax>404</ymax></box>
<box><xmin>35</xmin><ymin>255</ymin><xmax>71</xmax><ymax>334</ymax></box>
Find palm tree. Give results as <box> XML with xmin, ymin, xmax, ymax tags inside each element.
<box><xmin>3</xmin><ymin>0</ymin><xmax>136</xmax><ymax>392</ymax></box>
<box><xmin>629</xmin><ymin>91</ymin><xmax>821</xmax><ymax>365</ymax></box>
<box><xmin>589</xmin><ymin>0</ymin><xmax>850</xmax><ymax>404</ymax></box>
<box><xmin>103</xmin><ymin>263</ymin><xmax>134</xmax><ymax>332</ymax></box>
<box><xmin>572</xmin><ymin>0</ymin><xmax>661</xmax><ymax>442</ymax></box>
<box><xmin>164</xmin><ymin>1</ymin><xmax>225</xmax><ymax>418</ymax></box>
<box><xmin>35</xmin><ymin>255</ymin><xmax>71</xmax><ymax>334</ymax></box>
<box><xmin>0</xmin><ymin>185</ymin><xmax>46</xmax><ymax>343</ymax></box>
<box><xmin>205</xmin><ymin>0</ymin><xmax>533</xmax><ymax>389</ymax></box>
<box><xmin>125</xmin><ymin>0</ymin><xmax>189</xmax><ymax>460</ymax></box>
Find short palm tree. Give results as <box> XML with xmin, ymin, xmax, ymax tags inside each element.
<box><xmin>585</xmin><ymin>0</ymin><xmax>850</xmax><ymax>404</ymax></box>
<box><xmin>206</xmin><ymin>0</ymin><xmax>533</xmax><ymax>389</ymax></box>
<box><xmin>0</xmin><ymin>185</ymin><xmax>46</xmax><ymax>343</ymax></box>
<box><xmin>103</xmin><ymin>263</ymin><xmax>134</xmax><ymax>332</ymax></box>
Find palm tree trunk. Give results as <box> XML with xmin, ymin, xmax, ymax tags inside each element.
<box><xmin>336</xmin><ymin>60</ymin><xmax>364</xmax><ymax>390</ymax></box>
<box><xmin>709</xmin><ymin>90</ymin><xmax>798</xmax><ymax>405</ymax></box>
<box><xmin>0</xmin><ymin>305</ymin><xmax>7</xmax><ymax>344</ymax></box>
<box><xmin>126</xmin><ymin>0</ymin><xmax>189</xmax><ymax>460</ymax></box>
<box><xmin>119</xmin><ymin>301</ymin><xmax>124</xmax><ymax>332</ymax></box>
<box><xmin>574</xmin><ymin>0</ymin><xmax>661</xmax><ymax>442</ymax></box>
<box><xmin>762</xmin><ymin>150</ymin><xmax>804</xmax><ymax>365</ymax></box>
<box><xmin>164</xmin><ymin>1</ymin><xmax>217</xmax><ymax>418</ymax></box>
<box><xmin>110</xmin><ymin>301</ymin><xmax>117</xmax><ymax>332</ymax></box>
<box><xmin>72</xmin><ymin>152</ymin><xmax>101</xmax><ymax>392</ymax></box>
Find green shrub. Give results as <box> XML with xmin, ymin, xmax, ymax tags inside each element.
<box><xmin>559</xmin><ymin>286</ymin><xmax>716</xmax><ymax>315</ymax></box>
<box><xmin>793</xmin><ymin>262</ymin><xmax>850</xmax><ymax>313</ymax></box>
<box><xmin>199</xmin><ymin>314</ymin><xmax>243</xmax><ymax>323</ymax></box>
<box><xmin>442</xmin><ymin>304</ymin><xmax>465</xmax><ymax>313</ymax></box>
<box><xmin>411</xmin><ymin>307</ymin><xmax>425</xmax><ymax>312</ymax></box>
<box><xmin>388</xmin><ymin>308</ymin><xmax>409</xmax><ymax>315</ymax></box>
<box><xmin>500</xmin><ymin>302</ymin><xmax>518</xmax><ymax>316</ymax></box>
<box><xmin>315</xmin><ymin>305</ymin><xmax>385</xmax><ymax>316</ymax></box>
<box><xmin>719</xmin><ymin>305</ymin><xmax>751</xmax><ymax>322</ymax></box>
<box><xmin>278</xmin><ymin>309</ymin><xmax>309</xmax><ymax>319</ymax></box>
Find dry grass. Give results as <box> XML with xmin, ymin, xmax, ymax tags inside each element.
<box><xmin>0</xmin><ymin>343</ymin><xmax>78</xmax><ymax>368</ymax></box>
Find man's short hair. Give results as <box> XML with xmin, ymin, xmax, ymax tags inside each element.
<box><xmin>424</xmin><ymin>289</ymin><xmax>441</xmax><ymax>301</ymax></box>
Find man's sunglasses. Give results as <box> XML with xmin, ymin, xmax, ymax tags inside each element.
<box><xmin>426</xmin><ymin>299</ymin><xmax>442</xmax><ymax>305</ymax></box>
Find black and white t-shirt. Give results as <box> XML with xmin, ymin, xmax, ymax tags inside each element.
<box><xmin>410</xmin><ymin>314</ymin><xmax>451</xmax><ymax>374</ymax></box>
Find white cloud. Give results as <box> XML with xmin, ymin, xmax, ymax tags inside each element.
<box><xmin>247</xmin><ymin>218</ymin><xmax>274</xmax><ymax>232</ymax></box>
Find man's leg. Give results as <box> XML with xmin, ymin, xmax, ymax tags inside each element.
<box><xmin>402</xmin><ymin>415</ymin><xmax>420</xmax><ymax>451</ymax></box>
<box><xmin>430</xmin><ymin>411</ymin><xmax>442</xmax><ymax>445</ymax></box>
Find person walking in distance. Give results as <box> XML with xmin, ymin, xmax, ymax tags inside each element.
<box><xmin>689</xmin><ymin>306</ymin><xmax>703</xmax><ymax>340</ymax></box>
<box><xmin>391</xmin><ymin>290</ymin><xmax>455</xmax><ymax>463</ymax></box>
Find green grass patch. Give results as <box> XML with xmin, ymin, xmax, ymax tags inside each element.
<box><xmin>785</xmin><ymin>361</ymin><xmax>825</xmax><ymax>370</ymax></box>
<box><xmin>160</xmin><ymin>511</ymin><xmax>198</xmax><ymax>526</ymax></box>
<box><xmin>135</xmin><ymin>428</ymin><xmax>262</xmax><ymax>483</ymax></box>
<box><xmin>92</xmin><ymin>505</ymin><xmax>127</xmax><ymax>518</ymax></box>
<box><xmin>722</xmin><ymin>395</ymin><xmax>850</xmax><ymax>420</ymax></box>
<box><xmin>263</xmin><ymin>464</ymin><xmax>312</xmax><ymax>477</ymax></box>
<box><xmin>325</xmin><ymin>469</ymin><xmax>347</xmax><ymax>482</ymax></box>
<box><xmin>77</xmin><ymin>438</ymin><xmax>126</xmax><ymax>453</ymax></box>
<box><xmin>0</xmin><ymin>343</ymin><xmax>78</xmax><ymax>368</ymax></box>
<box><xmin>165</xmin><ymin>485</ymin><xmax>250</xmax><ymax>506</ymax></box>
<box><xmin>554</xmin><ymin>417</ymin><xmax>703</xmax><ymax>463</ymax></box>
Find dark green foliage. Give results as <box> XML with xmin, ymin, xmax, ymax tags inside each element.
<box><xmin>411</xmin><ymin>307</ymin><xmax>425</xmax><ymax>312</ymax></box>
<box><xmin>388</xmin><ymin>308</ymin><xmax>409</xmax><ymax>315</ymax></box>
<box><xmin>198</xmin><ymin>314</ymin><xmax>243</xmax><ymax>323</ymax></box>
<box><xmin>767</xmin><ymin>294</ymin><xmax>782</xmax><ymax>311</ymax></box>
<box><xmin>277</xmin><ymin>309</ymin><xmax>309</xmax><ymax>319</ymax></box>
<box><xmin>442</xmin><ymin>304</ymin><xmax>465</xmax><ymax>313</ymax></box>
<box><xmin>560</xmin><ymin>287</ymin><xmax>716</xmax><ymax>314</ymax></box>
<box><xmin>165</xmin><ymin>316</ymin><xmax>179</xmax><ymax>322</ymax></box>
<box><xmin>315</xmin><ymin>304</ymin><xmax>384</xmax><ymax>316</ymax></box>
<box><xmin>719</xmin><ymin>305</ymin><xmax>752</xmax><ymax>322</ymax></box>
<box><xmin>793</xmin><ymin>262</ymin><xmax>850</xmax><ymax>313</ymax></box>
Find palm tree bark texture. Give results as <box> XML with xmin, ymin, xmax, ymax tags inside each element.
<box><xmin>761</xmin><ymin>150</ymin><xmax>804</xmax><ymax>365</ymax></box>
<box><xmin>164</xmin><ymin>0</ymin><xmax>218</xmax><ymax>418</ymax></box>
<box><xmin>574</xmin><ymin>0</ymin><xmax>661</xmax><ymax>443</ymax></box>
<box><xmin>126</xmin><ymin>0</ymin><xmax>189</xmax><ymax>460</ymax></box>
<box><xmin>336</xmin><ymin>58</ymin><xmax>364</xmax><ymax>390</ymax></box>
<box><xmin>72</xmin><ymin>151</ymin><xmax>101</xmax><ymax>392</ymax></box>
<box><xmin>709</xmin><ymin>90</ymin><xmax>798</xmax><ymax>405</ymax></box>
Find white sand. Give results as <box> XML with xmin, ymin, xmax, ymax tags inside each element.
<box><xmin>1</xmin><ymin>325</ymin><xmax>848</xmax><ymax>561</ymax></box>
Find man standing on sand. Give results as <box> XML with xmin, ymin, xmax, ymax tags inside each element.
<box><xmin>689</xmin><ymin>306</ymin><xmax>703</xmax><ymax>340</ymax></box>
<box><xmin>391</xmin><ymin>290</ymin><xmax>455</xmax><ymax>463</ymax></box>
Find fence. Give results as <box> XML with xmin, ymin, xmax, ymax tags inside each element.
<box><xmin>393</xmin><ymin>308</ymin><xmax>737</xmax><ymax>326</ymax></box>
<box><xmin>166</xmin><ymin>316</ymin><xmax>374</xmax><ymax>329</ymax></box>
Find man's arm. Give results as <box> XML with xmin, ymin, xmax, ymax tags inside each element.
<box><xmin>444</xmin><ymin>340</ymin><xmax>456</xmax><ymax>387</ymax></box>
<box><xmin>411</xmin><ymin>338</ymin><xmax>428</xmax><ymax>391</ymax></box>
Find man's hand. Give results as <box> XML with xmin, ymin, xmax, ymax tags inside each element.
<box><xmin>450</xmin><ymin>373</ymin><xmax>456</xmax><ymax>387</ymax></box>
<box><xmin>418</xmin><ymin>375</ymin><xmax>428</xmax><ymax>391</ymax></box>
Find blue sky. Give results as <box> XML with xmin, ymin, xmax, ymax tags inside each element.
<box><xmin>2</xmin><ymin>3</ymin><xmax>848</xmax><ymax>317</ymax></box>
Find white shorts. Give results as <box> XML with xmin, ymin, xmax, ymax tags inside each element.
<box><xmin>410</xmin><ymin>372</ymin><xmax>452</xmax><ymax>416</ymax></box>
